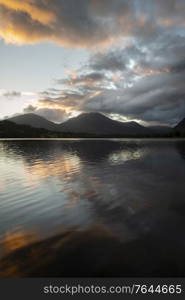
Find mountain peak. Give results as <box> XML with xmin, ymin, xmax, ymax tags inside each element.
<box><xmin>9</xmin><ymin>113</ymin><xmax>47</xmax><ymax>120</ymax></box>
<box><xmin>59</xmin><ymin>112</ymin><xmax>150</xmax><ymax>136</ymax></box>
<box><xmin>7</xmin><ymin>113</ymin><xmax>58</xmax><ymax>131</ymax></box>
<box><xmin>75</xmin><ymin>112</ymin><xmax>107</xmax><ymax>120</ymax></box>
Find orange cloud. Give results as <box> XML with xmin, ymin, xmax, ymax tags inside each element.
<box><xmin>134</xmin><ymin>66</ymin><xmax>170</xmax><ymax>77</ymax></box>
<box><xmin>0</xmin><ymin>0</ymin><xmax>184</xmax><ymax>48</ymax></box>
<box><xmin>0</xmin><ymin>0</ymin><xmax>55</xmax><ymax>24</ymax></box>
<box><xmin>65</xmin><ymin>70</ymin><xmax>78</xmax><ymax>80</ymax></box>
<box><xmin>38</xmin><ymin>99</ymin><xmax>73</xmax><ymax>112</ymax></box>
<box><xmin>0</xmin><ymin>0</ymin><xmax>168</xmax><ymax>48</ymax></box>
<box><xmin>0</xmin><ymin>0</ymin><xmax>122</xmax><ymax>47</ymax></box>
<box><xmin>0</xmin><ymin>23</ymin><xmax>47</xmax><ymax>45</ymax></box>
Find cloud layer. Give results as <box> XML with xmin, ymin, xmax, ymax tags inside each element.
<box><xmin>1</xmin><ymin>0</ymin><xmax>185</xmax><ymax>125</ymax></box>
<box><xmin>34</xmin><ymin>30</ymin><xmax>185</xmax><ymax>125</ymax></box>
<box><xmin>0</xmin><ymin>0</ymin><xmax>185</xmax><ymax>47</ymax></box>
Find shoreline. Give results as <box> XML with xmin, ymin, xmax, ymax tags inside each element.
<box><xmin>0</xmin><ymin>137</ymin><xmax>185</xmax><ymax>141</ymax></box>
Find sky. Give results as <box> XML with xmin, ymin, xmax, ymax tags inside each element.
<box><xmin>0</xmin><ymin>0</ymin><xmax>185</xmax><ymax>126</ymax></box>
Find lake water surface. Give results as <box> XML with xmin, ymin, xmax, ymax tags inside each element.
<box><xmin>0</xmin><ymin>139</ymin><xmax>185</xmax><ymax>245</ymax></box>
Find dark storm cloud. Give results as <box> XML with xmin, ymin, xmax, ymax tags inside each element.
<box><xmin>90</xmin><ymin>45</ymin><xmax>146</xmax><ymax>71</ymax></box>
<box><xmin>4</xmin><ymin>0</ymin><xmax>184</xmax><ymax>124</ymax></box>
<box><xmin>0</xmin><ymin>0</ymin><xmax>133</xmax><ymax>46</ymax></box>
<box><xmin>150</xmin><ymin>0</ymin><xmax>185</xmax><ymax>26</ymax></box>
<box><xmin>71</xmin><ymin>29</ymin><xmax>184</xmax><ymax>125</ymax></box>
<box><xmin>0</xmin><ymin>0</ymin><xmax>185</xmax><ymax>47</ymax></box>
<box><xmin>36</xmin><ymin>25</ymin><xmax>185</xmax><ymax>125</ymax></box>
<box><xmin>39</xmin><ymin>29</ymin><xmax>185</xmax><ymax>125</ymax></box>
<box><xmin>90</xmin><ymin>32</ymin><xmax>185</xmax><ymax>74</ymax></box>
<box><xmin>82</xmin><ymin>70</ymin><xmax>185</xmax><ymax>125</ymax></box>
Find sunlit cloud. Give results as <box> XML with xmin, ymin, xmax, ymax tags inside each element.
<box><xmin>1</xmin><ymin>0</ymin><xmax>185</xmax><ymax>125</ymax></box>
<box><xmin>0</xmin><ymin>0</ymin><xmax>55</xmax><ymax>24</ymax></box>
<box><xmin>0</xmin><ymin>0</ymin><xmax>185</xmax><ymax>47</ymax></box>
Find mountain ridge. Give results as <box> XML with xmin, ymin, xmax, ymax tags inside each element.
<box><xmin>58</xmin><ymin>112</ymin><xmax>150</xmax><ymax>136</ymax></box>
<box><xmin>8</xmin><ymin>113</ymin><xmax>59</xmax><ymax>131</ymax></box>
<box><xmin>3</xmin><ymin>112</ymin><xmax>184</xmax><ymax>137</ymax></box>
<box><xmin>6</xmin><ymin>112</ymin><xmax>150</xmax><ymax>136</ymax></box>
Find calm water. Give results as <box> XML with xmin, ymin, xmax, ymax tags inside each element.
<box><xmin>0</xmin><ymin>139</ymin><xmax>185</xmax><ymax>243</ymax></box>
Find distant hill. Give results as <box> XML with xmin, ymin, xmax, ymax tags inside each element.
<box><xmin>148</xmin><ymin>125</ymin><xmax>173</xmax><ymax>135</ymax></box>
<box><xmin>58</xmin><ymin>112</ymin><xmax>151</xmax><ymax>136</ymax></box>
<box><xmin>0</xmin><ymin>120</ymin><xmax>55</xmax><ymax>138</ymax></box>
<box><xmin>8</xmin><ymin>113</ymin><xmax>58</xmax><ymax>131</ymax></box>
<box><xmin>7</xmin><ymin>112</ymin><xmax>151</xmax><ymax>136</ymax></box>
<box><xmin>3</xmin><ymin>112</ymin><xmax>184</xmax><ymax>138</ymax></box>
<box><xmin>175</xmin><ymin>118</ymin><xmax>185</xmax><ymax>135</ymax></box>
<box><xmin>0</xmin><ymin>120</ymin><xmax>87</xmax><ymax>138</ymax></box>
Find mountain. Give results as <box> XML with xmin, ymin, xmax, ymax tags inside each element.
<box><xmin>0</xmin><ymin>120</ymin><xmax>57</xmax><ymax>138</ymax></box>
<box><xmin>8</xmin><ymin>113</ymin><xmax>58</xmax><ymax>131</ymax></box>
<box><xmin>6</xmin><ymin>112</ymin><xmax>183</xmax><ymax>137</ymax></box>
<box><xmin>58</xmin><ymin>112</ymin><xmax>151</xmax><ymax>136</ymax></box>
<box><xmin>175</xmin><ymin>118</ymin><xmax>185</xmax><ymax>135</ymax></box>
<box><xmin>148</xmin><ymin>125</ymin><xmax>173</xmax><ymax>135</ymax></box>
<box><xmin>7</xmin><ymin>112</ymin><xmax>151</xmax><ymax>136</ymax></box>
<box><xmin>0</xmin><ymin>120</ymin><xmax>89</xmax><ymax>138</ymax></box>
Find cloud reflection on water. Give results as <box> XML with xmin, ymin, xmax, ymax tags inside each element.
<box><xmin>0</xmin><ymin>139</ymin><xmax>185</xmax><ymax>244</ymax></box>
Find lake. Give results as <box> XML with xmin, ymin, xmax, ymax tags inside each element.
<box><xmin>0</xmin><ymin>139</ymin><xmax>185</xmax><ymax>246</ymax></box>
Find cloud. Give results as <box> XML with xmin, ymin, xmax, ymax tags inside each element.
<box><xmin>4</xmin><ymin>1</ymin><xmax>184</xmax><ymax>125</ymax></box>
<box><xmin>38</xmin><ymin>92</ymin><xmax>86</xmax><ymax>109</ymax></box>
<box><xmin>22</xmin><ymin>86</ymin><xmax>89</xmax><ymax>122</ymax></box>
<box><xmin>35</xmin><ymin>28</ymin><xmax>185</xmax><ymax>126</ymax></box>
<box><xmin>23</xmin><ymin>104</ymin><xmax>36</xmax><ymax>113</ymax></box>
<box><xmin>89</xmin><ymin>34</ymin><xmax>185</xmax><ymax>74</ymax></box>
<box><xmin>66</xmin><ymin>30</ymin><xmax>184</xmax><ymax>125</ymax></box>
<box><xmin>0</xmin><ymin>0</ymin><xmax>185</xmax><ymax>47</ymax></box>
<box><xmin>62</xmin><ymin>72</ymin><xmax>106</xmax><ymax>86</ymax></box>
<box><xmin>0</xmin><ymin>0</ymin><xmax>130</xmax><ymax>46</ymax></box>
<box><xmin>35</xmin><ymin>108</ymin><xmax>68</xmax><ymax>123</ymax></box>
<box><xmin>3</xmin><ymin>90</ymin><xmax>21</xmax><ymax>98</ymax></box>
<box><xmin>24</xmin><ymin>104</ymin><xmax>68</xmax><ymax>123</ymax></box>
<box><xmin>82</xmin><ymin>70</ymin><xmax>185</xmax><ymax>125</ymax></box>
